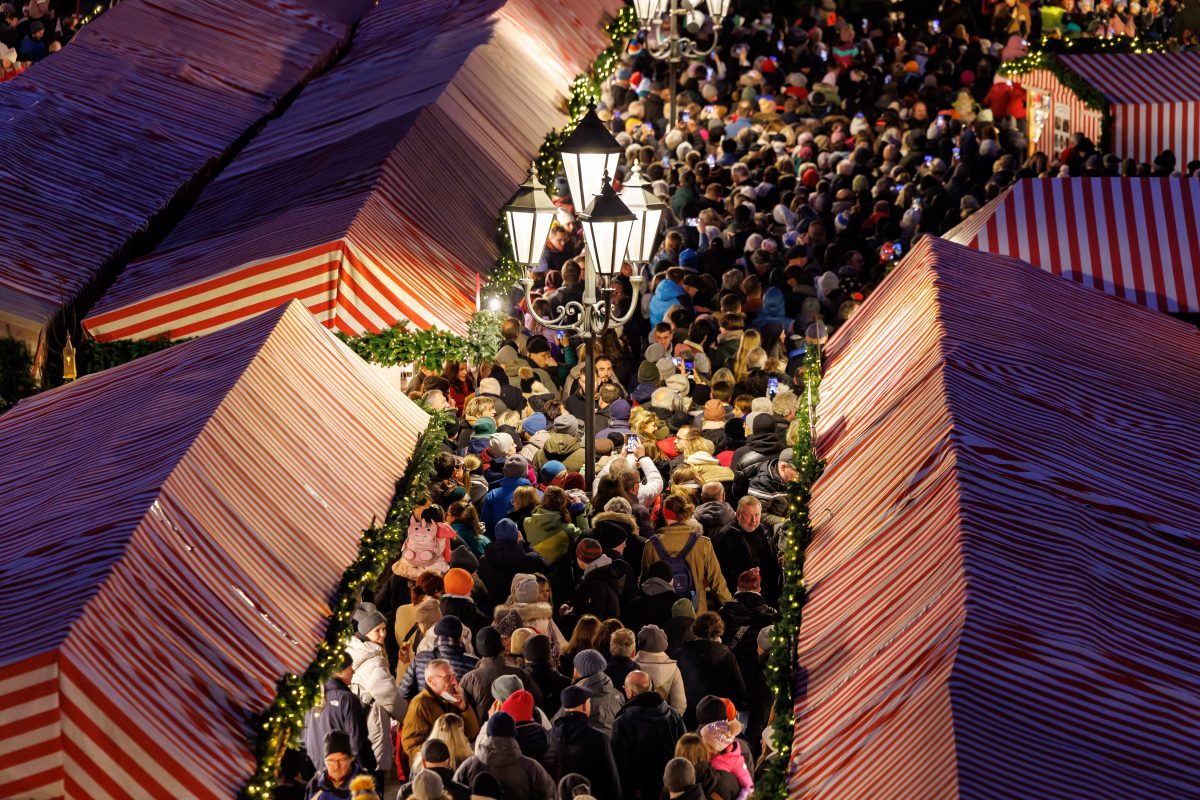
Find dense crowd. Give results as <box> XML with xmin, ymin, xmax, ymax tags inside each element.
<box><xmin>0</xmin><ymin>1</ymin><xmax>83</xmax><ymax>76</ymax></box>
<box><xmin>288</xmin><ymin>2</ymin><xmax>1195</xmax><ymax>800</ymax></box>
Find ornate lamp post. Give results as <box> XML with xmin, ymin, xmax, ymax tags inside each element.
<box><xmin>632</xmin><ymin>0</ymin><xmax>732</xmax><ymax>126</ymax></box>
<box><xmin>503</xmin><ymin>119</ymin><xmax>658</xmax><ymax>489</ymax></box>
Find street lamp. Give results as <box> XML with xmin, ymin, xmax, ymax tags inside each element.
<box><xmin>504</xmin><ymin>162</ymin><xmax>650</xmax><ymax>490</ymax></box>
<box><xmin>634</xmin><ymin>0</ymin><xmax>731</xmax><ymax>127</ymax></box>
<box><xmin>558</xmin><ymin>105</ymin><xmax>623</xmax><ymax>216</ymax></box>
<box><xmin>617</xmin><ymin>162</ymin><xmax>667</xmax><ymax>266</ymax></box>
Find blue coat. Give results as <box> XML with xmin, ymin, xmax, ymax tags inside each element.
<box><xmin>649</xmin><ymin>279</ymin><xmax>688</xmax><ymax>326</ymax></box>
<box><xmin>301</xmin><ymin>677</ymin><xmax>377</xmax><ymax>773</ymax></box>
<box><xmin>481</xmin><ymin>475</ymin><xmax>532</xmax><ymax>535</ymax></box>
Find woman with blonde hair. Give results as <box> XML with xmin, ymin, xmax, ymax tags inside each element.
<box><xmin>411</xmin><ymin>713</ymin><xmax>474</xmax><ymax>772</ymax></box>
<box><xmin>731</xmin><ymin>329</ymin><xmax>762</xmax><ymax>383</ymax></box>
<box><xmin>506</xmin><ymin>484</ymin><xmax>540</xmax><ymax>531</ymax></box>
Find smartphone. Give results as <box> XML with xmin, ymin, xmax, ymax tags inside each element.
<box><xmin>937</xmin><ymin>116</ymin><xmax>947</xmax><ymax>129</ymax></box>
<box><xmin>820</xmin><ymin>49</ymin><xmax>828</xmax><ymax>62</ymax></box>
<box><xmin>706</xmin><ymin>154</ymin><xmax>716</xmax><ymax>167</ymax></box>
<box><xmin>684</xmin><ymin>360</ymin><xmax>694</xmax><ymax>373</ymax></box>
<box><xmin>681</xmin><ymin>111</ymin><xmax>690</xmax><ymax>123</ymax></box>
<box><xmin>706</xmin><ymin>66</ymin><xmax>714</xmax><ymax>80</ymax></box>
<box><xmin>768</xmin><ymin>377</ymin><xmax>778</xmax><ymax>397</ymax></box>
<box><xmin>627</xmin><ymin>434</ymin><xmax>640</xmax><ymax>453</ymax></box>
<box><xmin>662</xmin><ymin>155</ymin><xmax>671</xmax><ymax>168</ymax></box>
<box><xmin>862</xmin><ymin>17</ymin><xmax>869</xmax><ymax>31</ymax></box>
<box><xmin>777</xmin><ymin>39</ymin><xmax>784</xmax><ymax>52</ymax></box>
<box><xmin>931</xmin><ymin>19</ymin><xmax>941</xmax><ymax>32</ymax></box>
<box><xmin>686</xmin><ymin>217</ymin><xmax>700</xmax><ymax>227</ymax></box>
<box><xmin>556</xmin><ymin>331</ymin><xmax>565</xmax><ymax>341</ymax></box>
<box><xmin>952</xmin><ymin>146</ymin><xmax>961</xmax><ymax>161</ymax></box>
<box><xmin>924</xmin><ymin>155</ymin><xmax>933</xmax><ymax>164</ymax></box>
<box><xmin>884</xmin><ymin>74</ymin><xmax>892</xmax><ymax>85</ymax></box>
<box><xmin>704</xmin><ymin>104</ymin><xmax>715</xmax><ymax>115</ymax></box>
<box><xmin>892</xmin><ymin>243</ymin><xmax>903</xmax><ymax>258</ymax></box>
<box><xmin>893</xmin><ymin>182</ymin><xmax>905</xmax><ymax>193</ymax></box>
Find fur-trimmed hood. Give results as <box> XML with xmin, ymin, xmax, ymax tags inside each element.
<box><xmin>494</xmin><ymin>600</ymin><xmax>554</xmax><ymax>626</ymax></box>
<box><xmin>589</xmin><ymin>510</ymin><xmax>637</xmax><ymax>535</ymax></box>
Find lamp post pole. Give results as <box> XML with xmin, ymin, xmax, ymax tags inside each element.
<box><xmin>635</xmin><ymin>0</ymin><xmax>730</xmax><ymax>127</ymax></box>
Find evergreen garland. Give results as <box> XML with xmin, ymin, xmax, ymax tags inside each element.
<box><xmin>757</xmin><ymin>345</ymin><xmax>825</xmax><ymax>799</ymax></box>
<box><xmin>242</xmin><ymin>408</ymin><xmax>453</xmax><ymax>799</ymax></box>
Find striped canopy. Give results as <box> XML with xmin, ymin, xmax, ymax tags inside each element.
<box><xmin>0</xmin><ymin>0</ymin><xmax>370</xmax><ymax>362</ymax></box>
<box><xmin>1021</xmin><ymin>52</ymin><xmax>1200</xmax><ymax>165</ymax></box>
<box><xmin>945</xmin><ymin>178</ymin><xmax>1200</xmax><ymax>313</ymax></box>
<box><xmin>83</xmin><ymin>0</ymin><xmax>622</xmax><ymax>343</ymax></box>
<box><xmin>790</xmin><ymin>236</ymin><xmax>1200</xmax><ymax>799</ymax></box>
<box><xmin>0</xmin><ymin>301</ymin><xmax>429</xmax><ymax>799</ymax></box>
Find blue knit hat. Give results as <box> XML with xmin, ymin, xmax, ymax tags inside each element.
<box><xmin>487</xmin><ymin>711</ymin><xmax>516</xmax><ymax>738</ymax></box>
<box><xmin>522</xmin><ymin>412</ymin><xmax>548</xmax><ymax>434</ymax></box>
<box><xmin>539</xmin><ymin>460</ymin><xmax>567</xmax><ymax>483</ymax></box>
<box><xmin>495</xmin><ymin>518</ymin><xmax>519</xmax><ymax>542</ymax></box>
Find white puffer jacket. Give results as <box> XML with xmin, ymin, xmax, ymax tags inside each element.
<box><xmin>346</xmin><ymin>637</ymin><xmax>407</xmax><ymax>769</ymax></box>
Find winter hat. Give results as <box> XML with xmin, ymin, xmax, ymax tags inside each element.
<box><xmin>523</xmin><ymin>633</ymin><xmax>552</xmax><ymax>663</ymax></box>
<box><xmin>487</xmin><ymin>711</ymin><xmax>517</xmax><ymax>738</ymax></box>
<box><xmin>540</xmin><ymin>460</ymin><xmax>567</xmax><ymax>483</ymax></box>
<box><xmin>324</xmin><ymin>730</ymin><xmax>353</xmax><ymax>758</ymax></box>
<box><xmin>656</xmin><ymin>356</ymin><xmax>677</xmax><ymax>381</ymax></box>
<box><xmin>421</xmin><ymin>738</ymin><xmax>451</xmax><ymax>765</ymax></box>
<box><xmin>663</xmin><ymin>758</ymin><xmax>697</xmax><ymax>793</ymax></box>
<box><xmin>608</xmin><ymin>398</ymin><xmax>631</xmax><ymax>421</ymax></box>
<box><xmin>647</xmin><ymin>560</ymin><xmax>674</xmax><ymax>583</ymax></box>
<box><xmin>513</xmin><ymin>574</ymin><xmax>540</xmax><ymax>604</ymax></box>
<box><xmin>433</xmin><ymin>615</ymin><xmax>463</xmax><ymax>639</ymax></box>
<box><xmin>501</xmin><ymin>689</ymin><xmax>535</xmax><ymax>723</ymax></box>
<box><xmin>471</xmin><ymin>773</ymin><xmax>504</xmax><ymax>799</ymax></box>
<box><xmin>475</xmin><ymin>626</ymin><xmax>502</xmax><ymax>657</ymax></box>
<box><xmin>553</xmin><ymin>413</ymin><xmax>581</xmax><ymax>434</ymax></box>
<box><xmin>488</xmin><ymin>432</ymin><xmax>514</xmax><ymax>457</ymax></box>
<box><xmin>495</xmin><ymin>517</ymin><xmax>520</xmax><ymax>542</ymax></box>
<box><xmin>471</xmin><ymin>417</ymin><xmax>497</xmax><ymax>438</ymax></box>
<box><xmin>491</xmin><ymin>673</ymin><xmax>524</xmax><ymax>703</ymax></box>
<box><xmin>559</xmin><ymin>774</ymin><xmax>593</xmax><ymax>799</ymax></box>
<box><xmin>592</xmin><ymin>518</ymin><xmax>628</xmax><ymax>550</ymax></box>
<box><xmin>751</xmin><ymin>397</ymin><xmax>773</xmax><ymax>413</ymax></box>
<box><xmin>449</xmin><ymin>546</ymin><xmax>478</xmax><ymax>572</ymax></box>
<box><xmin>409</xmin><ymin>771</ymin><xmax>444</xmax><ymax>800</ymax></box>
<box><xmin>696</xmin><ymin>695</ymin><xmax>732</xmax><ymax>726</ymax></box>
<box><xmin>478</xmin><ymin>377</ymin><xmax>502</xmax><ymax>396</ymax></box>
<box><xmin>414</xmin><ymin>597</ymin><xmax>441</xmax><ymax>627</ymax></box>
<box><xmin>443</xmin><ymin>568</ymin><xmax>474</xmax><ymax>597</ymax></box>
<box><xmin>522</xmin><ymin>412</ymin><xmax>548</xmax><ymax>434</ymax></box>
<box><xmin>637</xmin><ymin>624</ymin><xmax>669</xmax><ymax>653</ymax></box>
<box><xmin>503</xmin><ymin>455</ymin><xmax>530</xmax><ymax>478</ymax></box>
<box><xmin>574</xmin><ymin>648</ymin><xmax>607</xmax><ymax>677</ymax></box>
<box><xmin>701</xmin><ymin>719</ymin><xmax>744</xmax><ymax>752</ymax></box>
<box><xmin>561</xmin><ymin>685</ymin><xmax>591</xmax><ymax>710</ymax></box>
<box><xmin>496</xmin><ymin>609</ymin><xmax>524</xmax><ymax>638</ymax></box>
<box><xmin>702</xmin><ymin>399</ymin><xmax>727</xmax><ymax>428</ymax></box>
<box><xmin>665</xmin><ymin>374</ymin><xmax>691</xmax><ymax>397</ymax></box>
<box><xmin>637</xmin><ymin>361</ymin><xmax>661</xmax><ymax>384</ymax></box>
<box><xmin>738</xmin><ymin>567</ymin><xmax>762</xmax><ymax>592</ymax></box>
<box><xmin>356</xmin><ymin>606</ymin><xmax>387</xmax><ymax>637</ymax></box>
<box><xmin>679</xmin><ymin>248</ymin><xmax>702</xmax><ymax>270</ymax></box>
<box><xmin>672</xmin><ymin>598</ymin><xmax>696</xmax><ymax>619</ymax></box>
<box><xmin>757</xmin><ymin>624</ymin><xmax>775</xmax><ymax>651</ymax></box>
<box><xmin>511</xmin><ymin>627</ymin><xmax>537</xmax><ymax>656</ymax></box>
<box><xmin>576</xmin><ymin>538</ymin><xmax>604</xmax><ymax>564</ymax></box>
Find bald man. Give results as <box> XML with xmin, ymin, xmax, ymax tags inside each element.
<box><xmin>612</xmin><ymin>671</ymin><xmax>686</xmax><ymax>800</ymax></box>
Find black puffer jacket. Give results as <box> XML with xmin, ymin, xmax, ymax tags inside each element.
<box><xmin>549</xmin><ymin>711</ymin><xmax>621</xmax><ymax>798</ymax></box>
<box><xmin>677</xmin><ymin>639</ymin><xmax>747</xmax><ymax>727</ymax></box>
<box><xmin>569</xmin><ymin>555</ymin><xmax>624</xmax><ymax>622</ymax></box>
<box><xmin>611</xmin><ymin>691</ymin><xmax>686</xmax><ymax>800</ymax></box>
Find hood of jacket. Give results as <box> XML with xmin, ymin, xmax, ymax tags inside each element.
<box><xmin>693</xmin><ymin>501</ymin><xmax>736</xmax><ymax>529</ymax></box>
<box><xmin>541</xmin><ymin>432</ymin><xmax>581</xmax><ymax>459</ymax></box>
<box><xmin>579</xmin><ymin>670</ymin><xmax>617</xmax><ymax>695</ymax></box>
<box><xmin>617</xmin><ymin>688</ymin><xmax>671</xmax><ymax>718</ymax></box>
<box><xmin>478</xmin><ymin>734</ymin><xmax>524</xmax><ymax>768</ymax></box>
<box><xmin>345</xmin><ymin>636</ymin><xmax>383</xmax><ymax>669</ymax></box>
<box><xmin>495</xmin><ymin>600</ymin><xmax>553</xmax><ymax>625</ymax></box>
<box><xmin>590</xmin><ymin>510</ymin><xmax>637</xmax><ymax>535</ymax></box>
<box><xmin>640</xmin><ymin>576</ymin><xmax>678</xmax><ymax>597</ymax></box>
<box><xmin>581</xmin><ymin>553</ymin><xmax>616</xmax><ymax>579</ymax></box>
<box><xmin>525</xmin><ymin>506</ymin><xmax>568</xmax><ymax>536</ymax></box>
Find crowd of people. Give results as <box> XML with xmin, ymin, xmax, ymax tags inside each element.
<box><xmin>286</xmin><ymin>2</ymin><xmax>1197</xmax><ymax>799</ymax></box>
<box><xmin>0</xmin><ymin>1</ymin><xmax>84</xmax><ymax>76</ymax></box>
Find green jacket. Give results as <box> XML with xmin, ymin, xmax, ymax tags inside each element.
<box><xmin>523</xmin><ymin>506</ymin><xmax>580</xmax><ymax>565</ymax></box>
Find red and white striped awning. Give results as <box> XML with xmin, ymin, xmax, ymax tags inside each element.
<box><xmin>945</xmin><ymin>178</ymin><xmax>1200</xmax><ymax>313</ymax></box>
<box><xmin>83</xmin><ymin>0</ymin><xmax>622</xmax><ymax>342</ymax></box>
<box><xmin>789</xmin><ymin>237</ymin><xmax>1200</xmax><ymax>799</ymax></box>
<box><xmin>0</xmin><ymin>301</ymin><xmax>429</xmax><ymax>799</ymax></box>
<box><xmin>0</xmin><ymin>0</ymin><xmax>370</xmax><ymax>361</ymax></box>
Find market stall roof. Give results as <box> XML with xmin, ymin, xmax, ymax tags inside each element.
<box><xmin>0</xmin><ymin>0</ymin><xmax>370</xmax><ymax>363</ymax></box>
<box><xmin>945</xmin><ymin>177</ymin><xmax>1200</xmax><ymax>313</ymax></box>
<box><xmin>84</xmin><ymin>0</ymin><xmax>622</xmax><ymax>342</ymax></box>
<box><xmin>789</xmin><ymin>236</ymin><xmax>1200</xmax><ymax>799</ymax></box>
<box><xmin>1058</xmin><ymin>51</ymin><xmax>1200</xmax><ymax>104</ymax></box>
<box><xmin>0</xmin><ymin>301</ymin><xmax>428</xmax><ymax>799</ymax></box>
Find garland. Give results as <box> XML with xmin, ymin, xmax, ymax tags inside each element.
<box><xmin>242</xmin><ymin>408</ymin><xmax>453</xmax><ymax>799</ymax></box>
<box><xmin>757</xmin><ymin>344</ymin><xmax>825</xmax><ymax>799</ymax></box>
<box><xmin>337</xmin><ymin>311</ymin><xmax>504</xmax><ymax>370</ymax></box>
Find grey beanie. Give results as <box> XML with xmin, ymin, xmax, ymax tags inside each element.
<box><xmin>663</xmin><ymin>757</ymin><xmax>697</xmax><ymax>792</ymax></box>
<box><xmin>513</xmin><ymin>574</ymin><xmax>540</xmax><ymax>604</ymax></box>
<box><xmin>491</xmin><ymin>673</ymin><xmax>524</xmax><ymax>702</ymax></box>
<box><xmin>355</xmin><ymin>605</ymin><xmax>386</xmax><ymax>637</ymax></box>
<box><xmin>573</xmin><ymin>648</ymin><xmax>607</xmax><ymax>678</ymax></box>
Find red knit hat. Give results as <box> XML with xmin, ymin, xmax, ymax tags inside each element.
<box><xmin>501</xmin><ymin>689</ymin><xmax>535</xmax><ymax>723</ymax></box>
<box><xmin>737</xmin><ymin>567</ymin><xmax>762</xmax><ymax>592</ymax></box>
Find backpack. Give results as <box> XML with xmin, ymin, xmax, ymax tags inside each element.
<box><xmin>651</xmin><ymin>532</ymin><xmax>701</xmax><ymax>607</ymax></box>
<box><xmin>402</xmin><ymin>516</ymin><xmax>442</xmax><ymax>567</ymax></box>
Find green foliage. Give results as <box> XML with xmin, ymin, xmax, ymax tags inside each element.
<box><xmin>465</xmin><ymin>310</ymin><xmax>505</xmax><ymax>364</ymax></box>
<box><xmin>339</xmin><ymin>322</ymin><xmax>468</xmax><ymax>370</ymax></box>
<box><xmin>81</xmin><ymin>336</ymin><xmax>188</xmax><ymax>376</ymax></box>
<box><xmin>242</xmin><ymin>408</ymin><xmax>453</xmax><ymax>799</ymax></box>
<box><xmin>0</xmin><ymin>336</ymin><xmax>36</xmax><ymax>409</ymax></box>
<box><xmin>757</xmin><ymin>345</ymin><xmax>825</xmax><ymax>798</ymax></box>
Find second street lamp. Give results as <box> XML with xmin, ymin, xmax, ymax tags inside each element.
<box><xmin>559</xmin><ymin>105</ymin><xmax>623</xmax><ymax>219</ymax></box>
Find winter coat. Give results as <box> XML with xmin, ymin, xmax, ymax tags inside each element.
<box><xmin>744</xmin><ymin>458</ymin><xmax>791</xmax><ymax>521</ymax></box>
<box><xmin>453</xmin><ymin>735</ymin><xmax>557</xmax><ymax>800</ymax></box>
<box><xmin>346</xmin><ymin>637</ymin><xmax>406</xmax><ymax>771</ymax></box>
<box><xmin>625</xmin><ymin>577</ymin><xmax>681</xmax><ymax>633</ymax></box>
<box><xmin>451</xmin><ymin>520</ymin><xmax>488</xmax><ymax>557</ymax></box>
<box><xmin>514</xmin><ymin>718</ymin><xmax>558</xmax><ymax>776</ymax></box>
<box><xmin>574</xmin><ymin>670</ymin><xmax>624</xmax><ymax>737</ymax></box>
<box><xmin>611</xmin><ymin>691</ymin><xmax>686</xmax><ymax>800</ymax></box>
<box><xmin>693</xmin><ymin>501</ymin><xmax>737</xmax><ymax>540</ymax></box>
<box><xmin>398</xmin><ymin>638</ymin><xmax>478</xmax><ymax>699</ymax></box>
<box><xmin>712</xmin><ymin>522</ymin><xmax>782</xmax><ymax>604</ymax></box>
<box><xmin>549</xmin><ymin>712</ymin><xmax>622</xmax><ymax>798</ymax></box>
<box><xmin>649</xmin><ymin>279</ymin><xmax>688</xmax><ymax>326</ymax></box>
<box><xmin>525</xmin><ymin>660</ymin><xmax>572</xmax><ymax>717</ymax></box>
<box><xmin>632</xmin><ymin>650</ymin><xmax>687</xmax><ymax>717</ymax></box>
<box><xmin>533</xmin><ymin>432</ymin><xmax>585</xmax><ymax>473</ymax></box>
<box><xmin>302</xmin><ymin>677</ymin><xmax>376</xmax><ymax>773</ymax></box>
<box><xmin>401</xmin><ymin>688</ymin><xmax>480</xmax><ymax>764</ymax></box>
<box><xmin>730</xmin><ymin>432</ymin><xmax>783</xmax><ymax>477</ymax></box>
<box><xmin>751</xmin><ymin>287</ymin><xmax>793</xmax><ymax>332</ymax></box>
<box><xmin>604</xmin><ymin>655</ymin><xmax>639</xmax><ymax>692</ymax></box>
<box><xmin>494</xmin><ymin>599</ymin><xmax>568</xmax><ymax>658</ymax></box>
<box><xmin>523</xmin><ymin>507</ymin><xmax>580</xmax><ymax>565</ymax></box>
<box><xmin>482</xmin><ymin>475</ymin><xmax>533</xmax><ymax>535</ymax></box>
<box><xmin>478</xmin><ymin>540</ymin><xmax>550</xmax><ymax>607</ymax></box>
<box><xmin>460</xmin><ymin>656</ymin><xmax>540</xmax><ymax>723</ymax></box>
<box><xmin>304</xmin><ymin>763</ymin><xmax>365</xmax><ymax>799</ymax></box>
<box><xmin>570</xmin><ymin>555</ymin><xmax>624</xmax><ymax>622</ymax></box>
<box><xmin>640</xmin><ymin>523</ymin><xmax>733</xmax><ymax>614</ymax></box>
<box><xmin>440</xmin><ymin>595</ymin><xmax>491</xmax><ymax>637</ymax></box>
<box><xmin>684</xmin><ymin>451</ymin><xmax>736</xmax><ymax>485</ymax></box>
<box><xmin>677</xmin><ymin>639</ymin><xmax>747</xmax><ymax>727</ymax></box>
